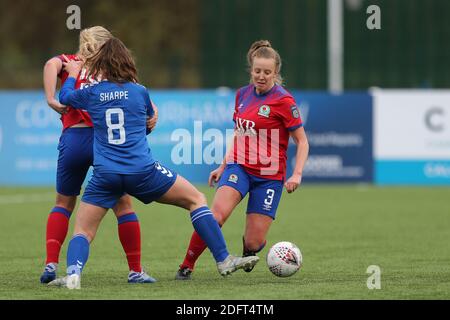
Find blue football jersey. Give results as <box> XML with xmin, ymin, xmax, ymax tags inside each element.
<box><xmin>59</xmin><ymin>77</ymin><xmax>155</xmax><ymax>174</ymax></box>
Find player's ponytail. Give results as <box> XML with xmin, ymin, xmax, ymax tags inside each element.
<box><xmin>247</xmin><ymin>40</ymin><xmax>283</xmax><ymax>85</ymax></box>
<box><xmin>78</xmin><ymin>26</ymin><xmax>113</xmax><ymax>61</ymax></box>
<box><xmin>86</xmin><ymin>37</ymin><xmax>139</xmax><ymax>84</ymax></box>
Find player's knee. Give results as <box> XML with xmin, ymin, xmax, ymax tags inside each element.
<box><xmin>55</xmin><ymin>195</ymin><xmax>77</xmax><ymax>212</ymax></box>
<box><xmin>113</xmin><ymin>196</ymin><xmax>133</xmax><ymax>216</ymax></box>
<box><xmin>190</xmin><ymin>191</ymin><xmax>207</xmax><ymax>209</ymax></box>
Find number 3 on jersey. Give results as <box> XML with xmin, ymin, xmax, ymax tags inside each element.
<box><xmin>106</xmin><ymin>108</ymin><xmax>126</xmax><ymax>145</ymax></box>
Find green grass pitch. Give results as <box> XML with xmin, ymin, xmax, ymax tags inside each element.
<box><xmin>0</xmin><ymin>185</ymin><xmax>449</xmax><ymax>300</ymax></box>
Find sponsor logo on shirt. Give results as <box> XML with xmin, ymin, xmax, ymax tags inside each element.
<box><xmin>257</xmin><ymin>105</ymin><xmax>271</xmax><ymax>118</ymax></box>
<box><xmin>235</xmin><ymin>117</ymin><xmax>257</xmax><ymax>136</ymax></box>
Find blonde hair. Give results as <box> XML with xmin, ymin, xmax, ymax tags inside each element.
<box><xmin>247</xmin><ymin>40</ymin><xmax>283</xmax><ymax>85</ymax></box>
<box><xmin>78</xmin><ymin>26</ymin><xmax>113</xmax><ymax>61</ymax></box>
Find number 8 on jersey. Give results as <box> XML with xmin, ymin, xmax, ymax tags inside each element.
<box><xmin>106</xmin><ymin>108</ymin><xmax>126</xmax><ymax>145</ymax></box>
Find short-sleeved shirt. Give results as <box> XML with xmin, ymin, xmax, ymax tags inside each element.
<box><xmin>227</xmin><ymin>84</ymin><xmax>303</xmax><ymax>181</ymax></box>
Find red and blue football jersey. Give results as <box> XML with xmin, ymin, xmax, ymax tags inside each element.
<box><xmin>56</xmin><ymin>54</ymin><xmax>95</xmax><ymax>130</ymax></box>
<box><xmin>228</xmin><ymin>84</ymin><xmax>303</xmax><ymax>181</ymax></box>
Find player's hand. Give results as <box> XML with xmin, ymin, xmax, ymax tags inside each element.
<box><xmin>62</xmin><ymin>54</ymin><xmax>83</xmax><ymax>78</ymax></box>
<box><xmin>146</xmin><ymin>105</ymin><xmax>158</xmax><ymax>133</ymax></box>
<box><xmin>47</xmin><ymin>98</ymin><xmax>68</xmax><ymax>115</ymax></box>
<box><xmin>284</xmin><ymin>174</ymin><xmax>302</xmax><ymax>193</ymax></box>
<box><xmin>208</xmin><ymin>165</ymin><xmax>225</xmax><ymax>187</ymax></box>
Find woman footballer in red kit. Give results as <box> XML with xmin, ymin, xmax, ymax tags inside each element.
<box><xmin>41</xmin><ymin>26</ymin><xmax>158</xmax><ymax>284</ymax></box>
<box><xmin>176</xmin><ymin>40</ymin><xmax>309</xmax><ymax>279</ymax></box>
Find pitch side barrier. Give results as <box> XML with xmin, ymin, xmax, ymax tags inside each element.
<box><xmin>372</xmin><ymin>89</ymin><xmax>450</xmax><ymax>185</ymax></box>
<box><xmin>0</xmin><ymin>89</ymin><xmax>448</xmax><ymax>186</ymax></box>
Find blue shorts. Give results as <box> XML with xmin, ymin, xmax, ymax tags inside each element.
<box><xmin>56</xmin><ymin>127</ymin><xmax>94</xmax><ymax>196</ymax></box>
<box><xmin>82</xmin><ymin>161</ymin><xmax>178</xmax><ymax>209</ymax></box>
<box><xmin>217</xmin><ymin>164</ymin><xmax>283</xmax><ymax>219</ymax></box>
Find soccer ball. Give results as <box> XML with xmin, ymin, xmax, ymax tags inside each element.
<box><xmin>266</xmin><ymin>241</ymin><xmax>302</xmax><ymax>277</ymax></box>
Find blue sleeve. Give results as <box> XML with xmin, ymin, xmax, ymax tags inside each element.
<box><xmin>59</xmin><ymin>77</ymin><xmax>91</xmax><ymax>109</ymax></box>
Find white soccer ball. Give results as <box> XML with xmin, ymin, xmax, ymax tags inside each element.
<box><xmin>266</xmin><ymin>241</ymin><xmax>302</xmax><ymax>277</ymax></box>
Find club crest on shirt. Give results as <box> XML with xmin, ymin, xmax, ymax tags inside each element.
<box><xmin>257</xmin><ymin>105</ymin><xmax>271</xmax><ymax>118</ymax></box>
<box><xmin>228</xmin><ymin>174</ymin><xmax>238</xmax><ymax>183</ymax></box>
<box><xmin>291</xmin><ymin>105</ymin><xmax>300</xmax><ymax>119</ymax></box>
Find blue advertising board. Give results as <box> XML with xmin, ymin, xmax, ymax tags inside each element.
<box><xmin>0</xmin><ymin>89</ymin><xmax>373</xmax><ymax>186</ymax></box>
<box><xmin>147</xmin><ymin>89</ymin><xmax>235</xmax><ymax>183</ymax></box>
<box><xmin>288</xmin><ymin>92</ymin><xmax>373</xmax><ymax>183</ymax></box>
<box><xmin>0</xmin><ymin>91</ymin><xmax>61</xmax><ymax>185</ymax></box>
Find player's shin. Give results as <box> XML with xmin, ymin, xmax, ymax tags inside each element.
<box><xmin>66</xmin><ymin>234</ymin><xmax>90</xmax><ymax>276</ymax></box>
<box><xmin>117</xmin><ymin>213</ymin><xmax>142</xmax><ymax>272</ymax></box>
<box><xmin>45</xmin><ymin>207</ymin><xmax>72</xmax><ymax>264</ymax></box>
<box><xmin>190</xmin><ymin>206</ymin><xmax>228</xmax><ymax>263</ymax></box>
<box><xmin>181</xmin><ymin>231</ymin><xmax>208</xmax><ymax>270</ymax></box>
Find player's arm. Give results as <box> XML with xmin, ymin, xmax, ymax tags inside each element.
<box><xmin>146</xmin><ymin>99</ymin><xmax>158</xmax><ymax>134</ymax></box>
<box><xmin>277</xmin><ymin>97</ymin><xmax>309</xmax><ymax>193</ymax></box>
<box><xmin>285</xmin><ymin>127</ymin><xmax>309</xmax><ymax>193</ymax></box>
<box><xmin>59</xmin><ymin>59</ymin><xmax>89</xmax><ymax>109</ymax></box>
<box><xmin>43</xmin><ymin>57</ymin><xmax>67</xmax><ymax>115</ymax></box>
<box><xmin>208</xmin><ymin>130</ymin><xmax>236</xmax><ymax>187</ymax></box>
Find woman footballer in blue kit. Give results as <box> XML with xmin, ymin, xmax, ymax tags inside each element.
<box><xmin>47</xmin><ymin>37</ymin><xmax>259</xmax><ymax>289</ymax></box>
<box><xmin>41</xmin><ymin>26</ymin><xmax>156</xmax><ymax>285</ymax></box>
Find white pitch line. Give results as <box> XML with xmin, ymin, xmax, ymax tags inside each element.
<box><xmin>0</xmin><ymin>192</ymin><xmax>55</xmax><ymax>205</ymax></box>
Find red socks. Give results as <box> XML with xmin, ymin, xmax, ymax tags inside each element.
<box><xmin>117</xmin><ymin>213</ymin><xmax>142</xmax><ymax>273</ymax></box>
<box><xmin>45</xmin><ymin>209</ymin><xmax>142</xmax><ymax>273</ymax></box>
<box><xmin>180</xmin><ymin>234</ymin><xmax>268</xmax><ymax>270</ymax></box>
<box><xmin>45</xmin><ymin>207</ymin><xmax>72</xmax><ymax>264</ymax></box>
<box><xmin>181</xmin><ymin>231</ymin><xmax>208</xmax><ymax>270</ymax></box>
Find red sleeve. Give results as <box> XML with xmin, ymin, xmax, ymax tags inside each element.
<box><xmin>278</xmin><ymin>96</ymin><xmax>303</xmax><ymax>131</ymax></box>
<box><xmin>55</xmin><ymin>54</ymin><xmax>78</xmax><ymax>79</ymax></box>
<box><xmin>55</xmin><ymin>54</ymin><xmax>78</xmax><ymax>62</ymax></box>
